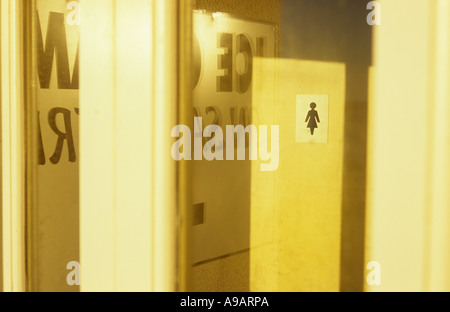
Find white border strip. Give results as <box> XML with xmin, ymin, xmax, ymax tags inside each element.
<box><xmin>1</xmin><ymin>0</ymin><xmax>26</xmax><ymax>292</ymax></box>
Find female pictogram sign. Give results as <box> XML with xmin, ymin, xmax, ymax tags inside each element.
<box><xmin>296</xmin><ymin>95</ymin><xmax>328</xmax><ymax>143</ymax></box>
<box><xmin>305</xmin><ymin>102</ymin><xmax>320</xmax><ymax>135</ymax></box>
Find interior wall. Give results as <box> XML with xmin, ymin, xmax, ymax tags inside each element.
<box><xmin>195</xmin><ymin>0</ymin><xmax>281</xmax><ymax>25</ymax></box>
<box><xmin>192</xmin><ymin>0</ymin><xmax>280</xmax><ymax>292</ymax></box>
<box><xmin>193</xmin><ymin>0</ymin><xmax>370</xmax><ymax>292</ymax></box>
<box><xmin>279</xmin><ymin>0</ymin><xmax>372</xmax><ymax>291</ymax></box>
<box><xmin>193</xmin><ymin>251</ymin><xmax>249</xmax><ymax>292</ymax></box>
<box><xmin>250</xmin><ymin>58</ymin><xmax>346</xmax><ymax>292</ymax></box>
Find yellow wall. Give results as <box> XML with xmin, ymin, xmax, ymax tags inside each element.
<box><xmin>250</xmin><ymin>58</ymin><xmax>345</xmax><ymax>292</ymax></box>
<box><xmin>280</xmin><ymin>1</ymin><xmax>372</xmax><ymax>291</ymax></box>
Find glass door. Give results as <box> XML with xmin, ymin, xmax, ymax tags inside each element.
<box><xmin>189</xmin><ymin>0</ymin><xmax>372</xmax><ymax>292</ymax></box>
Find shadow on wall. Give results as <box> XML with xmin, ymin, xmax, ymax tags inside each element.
<box><xmin>192</xmin><ymin>0</ymin><xmax>281</xmax><ymax>292</ymax></box>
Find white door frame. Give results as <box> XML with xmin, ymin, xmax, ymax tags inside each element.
<box><xmin>366</xmin><ymin>0</ymin><xmax>450</xmax><ymax>292</ymax></box>
<box><xmin>1</xmin><ymin>0</ymin><xmax>27</xmax><ymax>292</ymax></box>
<box><xmin>79</xmin><ymin>0</ymin><xmax>191</xmax><ymax>292</ymax></box>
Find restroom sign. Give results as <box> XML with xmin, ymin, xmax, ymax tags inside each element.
<box><xmin>296</xmin><ymin>95</ymin><xmax>329</xmax><ymax>143</ymax></box>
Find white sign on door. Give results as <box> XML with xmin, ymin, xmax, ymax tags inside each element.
<box><xmin>192</xmin><ymin>11</ymin><xmax>275</xmax><ymax>263</ymax></box>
